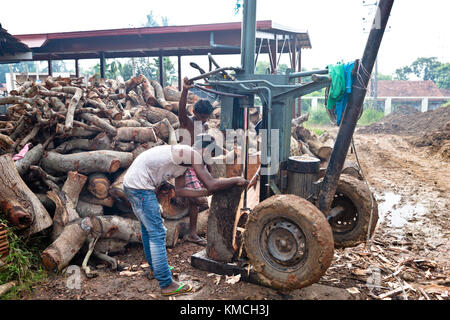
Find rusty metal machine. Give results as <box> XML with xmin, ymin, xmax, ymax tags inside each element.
<box><xmin>189</xmin><ymin>0</ymin><xmax>394</xmax><ymax>290</ymax></box>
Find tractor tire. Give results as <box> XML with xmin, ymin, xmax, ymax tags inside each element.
<box><xmin>327</xmin><ymin>174</ymin><xmax>379</xmax><ymax>248</ymax></box>
<box><xmin>244</xmin><ymin>195</ymin><xmax>334</xmax><ymax>291</ymax></box>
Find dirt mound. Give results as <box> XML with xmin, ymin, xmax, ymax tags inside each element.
<box><xmin>410</xmin><ymin>121</ymin><xmax>450</xmax><ymax>160</ymax></box>
<box><xmin>394</xmin><ymin>105</ymin><xmax>420</xmax><ymax>115</ymax></box>
<box><xmin>358</xmin><ymin>106</ymin><xmax>450</xmax><ymax>136</ymax></box>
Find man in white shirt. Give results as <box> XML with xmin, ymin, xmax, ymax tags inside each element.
<box><xmin>123</xmin><ymin>135</ymin><xmax>247</xmax><ymax>296</ymax></box>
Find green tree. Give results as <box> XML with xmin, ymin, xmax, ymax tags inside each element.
<box><xmin>394</xmin><ymin>57</ymin><xmax>449</xmax><ymax>89</ymax></box>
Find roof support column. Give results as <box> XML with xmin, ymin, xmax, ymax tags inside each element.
<box><xmin>99</xmin><ymin>52</ymin><xmax>106</xmax><ymax>78</ymax></box>
<box><xmin>75</xmin><ymin>58</ymin><xmax>80</xmax><ymax>78</ymax></box>
<box><xmin>177</xmin><ymin>55</ymin><xmax>182</xmax><ymax>91</ymax></box>
<box><xmin>297</xmin><ymin>46</ymin><xmax>302</xmax><ymax>116</ymax></box>
<box><xmin>47</xmin><ymin>59</ymin><xmax>52</xmax><ymax>76</ymax></box>
<box><xmin>159</xmin><ymin>53</ymin><xmax>164</xmax><ymax>85</ymax></box>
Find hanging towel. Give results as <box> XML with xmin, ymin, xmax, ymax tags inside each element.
<box><xmin>335</xmin><ymin>62</ymin><xmax>355</xmax><ymax>125</ymax></box>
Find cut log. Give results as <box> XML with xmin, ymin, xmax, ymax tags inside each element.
<box><xmin>109</xmin><ymin>170</ymin><xmax>131</xmax><ymax>209</ymax></box>
<box><xmin>143</xmin><ymin>106</ymin><xmax>179</xmax><ymax>126</ymax></box>
<box><xmin>47</xmin><ymin>190</ymin><xmax>79</xmax><ymax>240</ymax></box>
<box><xmin>0</xmin><ymin>154</ymin><xmax>52</xmax><ymax>234</ymax></box>
<box><xmin>76</xmin><ymin>200</ymin><xmax>104</xmax><ymax>218</ymax></box>
<box><xmin>164</xmin><ymin>209</ymin><xmax>209</xmax><ymax>247</ymax></box>
<box><xmin>54</xmin><ymin>132</ymin><xmax>112</xmax><ymax>153</ymax></box>
<box><xmin>342</xmin><ymin>160</ymin><xmax>363</xmax><ymax>180</ymax></box>
<box><xmin>125</xmin><ymin>75</ymin><xmax>145</xmax><ymax>93</ymax></box>
<box><xmin>111</xmin><ymin>119</ymin><xmax>142</xmax><ymax>128</ymax></box>
<box><xmin>64</xmin><ymin>88</ymin><xmax>83</xmax><ymax>132</ymax></box>
<box><xmin>206</xmin><ymin>160</ymin><xmax>245</xmax><ymax>263</ymax></box>
<box><xmin>163</xmin><ymin>86</ymin><xmax>182</xmax><ymax>102</ymax></box>
<box><xmin>131</xmin><ymin>140</ymin><xmax>165</xmax><ymax>159</ymax></box>
<box><xmin>151</xmin><ymin>80</ymin><xmax>172</xmax><ymax>111</ymax></box>
<box><xmin>0</xmin><ymin>281</ymin><xmax>17</xmax><ymax>296</ymax></box>
<box><xmin>41</xmin><ymin>150</ymin><xmax>133</xmax><ymax>175</ymax></box>
<box><xmin>61</xmin><ymin>171</ymin><xmax>88</xmax><ymax>207</ymax></box>
<box><xmin>79</xmin><ymin>113</ymin><xmax>117</xmax><ymax>137</ymax></box>
<box><xmin>15</xmin><ymin>144</ymin><xmax>44</xmax><ymax>176</ymax></box>
<box><xmin>157</xmin><ymin>182</ymin><xmax>189</xmax><ymax>221</ymax></box>
<box><xmin>87</xmin><ymin>173</ymin><xmax>111</xmax><ymax>200</ymax></box>
<box><xmin>41</xmin><ymin>220</ymin><xmax>89</xmax><ymax>272</ymax></box>
<box><xmin>141</xmin><ymin>77</ymin><xmax>158</xmax><ymax>106</ymax></box>
<box><xmin>116</xmin><ymin>127</ymin><xmax>157</xmax><ymax>143</ymax></box>
<box><xmin>79</xmin><ymin>194</ymin><xmax>115</xmax><ymax>208</ymax></box>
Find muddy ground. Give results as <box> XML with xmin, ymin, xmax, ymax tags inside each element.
<box><xmin>23</xmin><ymin>109</ymin><xmax>449</xmax><ymax>301</ymax></box>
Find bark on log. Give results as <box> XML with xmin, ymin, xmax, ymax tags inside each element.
<box><xmin>163</xmin><ymin>86</ymin><xmax>182</xmax><ymax>102</ymax></box>
<box><xmin>41</xmin><ymin>150</ymin><xmax>133</xmax><ymax>175</ymax></box>
<box><xmin>164</xmin><ymin>209</ymin><xmax>209</xmax><ymax>247</ymax></box>
<box><xmin>79</xmin><ymin>194</ymin><xmax>115</xmax><ymax>208</ymax></box>
<box><xmin>64</xmin><ymin>88</ymin><xmax>83</xmax><ymax>132</ymax></box>
<box><xmin>87</xmin><ymin>173</ymin><xmax>110</xmax><ymax>200</ymax></box>
<box><xmin>54</xmin><ymin>132</ymin><xmax>112</xmax><ymax>154</ymax></box>
<box><xmin>61</xmin><ymin>171</ymin><xmax>87</xmax><ymax>207</ymax></box>
<box><xmin>116</xmin><ymin>127</ymin><xmax>157</xmax><ymax>143</ymax></box>
<box><xmin>48</xmin><ymin>190</ymin><xmax>79</xmax><ymax>240</ymax></box>
<box><xmin>131</xmin><ymin>140</ymin><xmax>165</xmax><ymax>159</ymax></box>
<box><xmin>206</xmin><ymin>161</ymin><xmax>245</xmax><ymax>263</ymax></box>
<box><xmin>142</xmin><ymin>77</ymin><xmax>157</xmax><ymax>106</ymax></box>
<box><xmin>151</xmin><ymin>80</ymin><xmax>172</xmax><ymax>111</ymax></box>
<box><xmin>15</xmin><ymin>144</ymin><xmax>44</xmax><ymax>176</ymax></box>
<box><xmin>342</xmin><ymin>160</ymin><xmax>363</xmax><ymax>180</ymax></box>
<box><xmin>111</xmin><ymin>119</ymin><xmax>142</xmax><ymax>128</ymax></box>
<box><xmin>143</xmin><ymin>106</ymin><xmax>179</xmax><ymax>125</ymax></box>
<box><xmin>0</xmin><ymin>155</ymin><xmax>52</xmax><ymax>234</ymax></box>
<box><xmin>76</xmin><ymin>200</ymin><xmax>104</xmax><ymax>218</ymax></box>
<box><xmin>41</xmin><ymin>221</ymin><xmax>89</xmax><ymax>272</ymax></box>
<box><xmin>79</xmin><ymin>113</ymin><xmax>117</xmax><ymax>136</ymax></box>
<box><xmin>109</xmin><ymin>170</ymin><xmax>130</xmax><ymax>208</ymax></box>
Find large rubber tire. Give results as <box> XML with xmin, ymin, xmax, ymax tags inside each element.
<box><xmin>244</xmin><ymin>195</ymin><xmax>334</xmax><ymax>291</ymax></box>
<box><xmin>328</xmin><ymin>174</ymin><xmax>379</xmax><ymax>248</ymax></box>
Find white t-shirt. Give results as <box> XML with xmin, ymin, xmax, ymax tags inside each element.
<box><xmin>123</xmin><ymin>144</ymin><xmax>191</xmax><ymax>190</ymax></box>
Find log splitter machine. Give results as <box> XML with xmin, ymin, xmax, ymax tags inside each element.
<box><xmin>189</xmin><ymin>0</ymin><xmax>394</xmax><ymax>290</ymax></box>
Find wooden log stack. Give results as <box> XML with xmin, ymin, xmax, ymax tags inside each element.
<box><xmin>0</xmin><ymin>74</ymin><xmax>208</xmax><ymax>272</ymax></box>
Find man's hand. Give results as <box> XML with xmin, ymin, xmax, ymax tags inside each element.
<box><xmin>183</xmin><ymin>77</ymin><xmax>194</xmax><ymax>91</ymax></box>
<box><xmin>235</xmin><ymin>177</ymin><xmax>249</xmax><ymax>187</ymax></box>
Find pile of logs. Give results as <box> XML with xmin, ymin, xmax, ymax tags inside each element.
<box><xmin>0</xmin><ymin>74</ymin><xmax>207</xmax><ymax>275</ymax></box>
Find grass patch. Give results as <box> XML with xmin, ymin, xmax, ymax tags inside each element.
<box><xmin>357</xmin><ymin>108</ymin><xmax>385</xmax><ymax>126</ymax></box>
<box><xmin>0</xmin><ymin>218</ymin><xmax>48</xmax><ymax>299</ymax></box>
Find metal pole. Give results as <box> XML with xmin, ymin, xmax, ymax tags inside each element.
<box><xmin>318</xmin><ymin>0</ymin><xmax>394</xmax><ymax>214</ymax></box>
<box><xmin>75</xmin><ymin>58</ymin><xmax>80</xmax><ymax>78</ymax></box>
<box><xmin>159</xmin><ymin>54</ymin><xmax>164</xmax><ymax>85</ymax></box>
<box><xmin>99</xmin><ymin>52</ymin><xmax>105</xmax><ymax>78</ymax></box>
<box><xmin>178</xmin><ymin>55</ymin><xmax>182</xmax><ymax>91</ymax></box>
<box><xmin>241</xmin><ymin>0</ymin><xmax>257</xmax><ymax>75</ymax></box>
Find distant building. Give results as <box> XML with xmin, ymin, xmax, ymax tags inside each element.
<box><xmin>368</xmin><ymin>80</ymin><xmax>448</xmax><ymax>113</ymax></box>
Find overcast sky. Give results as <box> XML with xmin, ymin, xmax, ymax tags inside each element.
<box><xmin>1</xmin><ymin>0</ymin><xmax>448</xmax><ymax>76</ymax></box>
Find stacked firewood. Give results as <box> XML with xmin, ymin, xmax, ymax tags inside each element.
<box><xmin>0</xmin><ymin>74</ymin><xmax>208</xmax><ymax>276</ymax></box>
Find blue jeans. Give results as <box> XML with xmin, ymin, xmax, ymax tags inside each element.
<box><xmin>124</xmin><ymin>186</ymin><xmax>172</xmax><ymax>289</ymax></box>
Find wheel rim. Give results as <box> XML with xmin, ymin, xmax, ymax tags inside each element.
<box><xmin>328</xmin><ymin>194</ymin><xmax>359</xmax><ymax>234</ymax></box>
<box><xmin>259</xmin><ymin>218</ymin><xmax>307</xmax><ymax>272</ymax></box>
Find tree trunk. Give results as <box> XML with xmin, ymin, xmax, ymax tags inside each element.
<box><xmin>87</xmin><ymin>173</ymin><xmax>110</xmax><ymax>200</ymax></box>
<box><xmin>151</xmin><ymin>80</ymin><xmax>172</xmax><ymax>111</ymax></box>
<box><xmin>41</xmin><ymin>150</ymin><xmax>133</xmax><ymax>175</ymax></box>
<box><xmin>206</xmin><ymin>161</ymin><xmax>244</xmax><ymax>263</ymax></box>
<box><xmin>0</xmin><ymin>155</ymin><xmax>52</xmax><ymax>234</ymax></box>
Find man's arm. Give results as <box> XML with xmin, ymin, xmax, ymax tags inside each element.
<box><xmin>192</xmin><ymin>162</ymin><xmax>247</xmax><ymax>193</ymax></box>
<box><xmin>174</xmin><ymin>175</ymin><xmax>209</xmax><ymax>198</ymax></box>
<box><xmin>179</xmin><ymin>77</ymin><xmax>193</xmax><ymax>128</ymax></box>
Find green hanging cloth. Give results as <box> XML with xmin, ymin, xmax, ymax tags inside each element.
<box><xmin>327</xmin><ymin>63</ymin><xmax>346</xmax><ymax>110</ymax></box>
